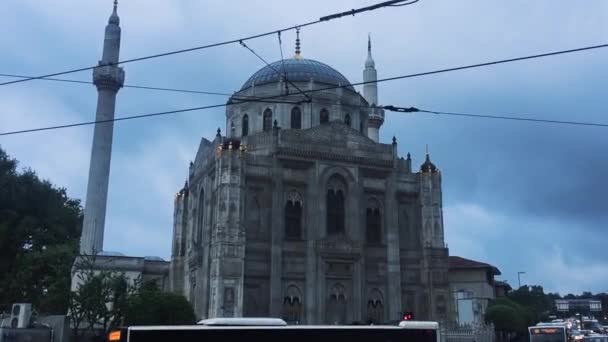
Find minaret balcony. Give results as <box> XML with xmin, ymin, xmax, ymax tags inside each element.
<box><xmin>93</xmin><ymin>64</ymin><xmax>125</xmax><ymax>90</ymax></box>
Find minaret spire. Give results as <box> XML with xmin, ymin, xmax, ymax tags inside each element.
<box><xmin>363</xmin><ymin>33</ymin><xmax>383</xmax><ymax>142</ymax></box>
<box><xmin>81</xmin><ymin>1</ymin><xmax>125</xmax><ymax>255</ymax></box>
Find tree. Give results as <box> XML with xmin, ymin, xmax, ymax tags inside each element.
<box><xmin>0</xmin><ymin>147</ymin><xmax>82</xmax><ymax>314</ymax></box>
<box><xmin>124</xmin><ymin>281</ymin><xmax>195</xmax><ymax>326</ymax></box>
<box><xmin>508</xmin><ymin>285</ymin><xmax>552</xmax><ymax>322</ymax></box>
<box><xmin>68</xmin><ymin>255</ymin><xmax>139</xmax><ymax>339</ymax></box>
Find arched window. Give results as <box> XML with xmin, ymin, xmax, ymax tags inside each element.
<box><xmin>367</xmin><ymin>289</ymin><xmax>384</xmax><ymax>324</ymax></box>
<box><xmin>366</xmin><ymin>199</ymin><xmax>382</xmax><ymax>244</ymax></box>
<box><xmin>263</xmin><ymin>108</ymin><xmax>272</xmax><ymax>132</ymax></box>
<box><xmin>320</xmin><ymin>108</ymin><xmax>329</xmax><ymax>124</ymax></box>
<box><xmin>285</xmin><ymin>192</ymin><xmax>303</xmax><ymax>240</ymax></box>
<box><xmin>242</xmin><ymin>114</ymin><xmax>249</xmax><ymax>136</ymax></box>
<box><xmin>344</xmin><ymin>114</ymin><xmax>351</xmax><ymax>127</ymax></box>
<box><xmin>359</xmin><ymin>120</ymin><xmax>364</xmax><ymax>133</ymax></box>
<box><xmin>291</xmin><ymin>107</ymin><xmax>302</xmax><ymax>129</ymax></box>
<box><xmin>327</xmin><ymin>284</ymin><xmax>347</xmax><ymax>325</ymax></box>
<box><xmin>326</xmin><ymin>175</ymin><xmax>346</xmax><ymax>235</ymax></box>
<box><xmin>282</xmin><ymin>286</ymin><xmax>303</xmax><ymax>324</ymax></box>
<box><xmin>196</xmin><ymin>188</ymin><xmax>205</xmax><ymax>245</ymax></box>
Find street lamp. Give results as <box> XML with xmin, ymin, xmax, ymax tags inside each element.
<box><xmin>518</xmin><ymin>271</ymin><xmax>526</xmax><ymax>288</ymax></box>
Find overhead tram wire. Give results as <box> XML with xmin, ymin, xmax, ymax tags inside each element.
<box><xmin>2</xmin><ymin>42</ymin><xmax>608</xmax><ymax>136</ymax></box>
<box><xmin>0</xmin><ymin>0</ymin><xmax>416</xmax><ymax>87</ymax></box>
<box><xmin>0</xmin><ymin>72</ymin><xmax>307</xmax><ymax>101</ymax></box>
<box><xmin>239</xmin><ymin>39</ymin><xmax>311</xmax><ymax>101</ymax></box>
<box><xmin>416</xmin><ymin>109</ymin><xmax>608</xmax><ymax>128</ymax></box>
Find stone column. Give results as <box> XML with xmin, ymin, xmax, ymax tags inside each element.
<box><xmin>305</xmin><ymin>167</ymin><xmax>318</xmax><ymax>323</ymax></box>
<box><xmin>385</xmin><ymin>175</ymin><xmax>402</xmax><ymax>320</ymax></box>
<box><xmin>269</xmin><ymin>158</ymin><xmax>283</xmax><ymax>317</ymax></box>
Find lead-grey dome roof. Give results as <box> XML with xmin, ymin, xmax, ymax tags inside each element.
<box><xmin>240</xmin><ymin>58</ymin><xmax>354</xmax><ymax>91</ymax></box>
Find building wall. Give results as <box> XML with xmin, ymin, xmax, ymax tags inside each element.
<box><xmin>170</xmin><ymin>106</ymin><xmax>451</xmax><ymax>325</ymax></box>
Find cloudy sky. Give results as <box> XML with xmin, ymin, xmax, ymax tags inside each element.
<box><xmin>1</xmin><ymin>0</ymin><xmax>607</xmax><ymax>295</ymax></box>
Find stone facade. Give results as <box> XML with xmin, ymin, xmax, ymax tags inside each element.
<box><xmin>169</xmin><ymin>48</ymin><xmax>451</xmax><ymax>323</ymax></box>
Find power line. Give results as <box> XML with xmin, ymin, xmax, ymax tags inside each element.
<box><xmin>239</xmin><ymin>40</ymin><xmax>311</xmax><ymax>100</ymax></box>
<box><xmin>2</xmin><ymin>43</ymin><xmax>607</xmax><ymax>136</ymax></box>
<box><xmin>0</xmin><ymin>72</ymin><xmax>235</xmax><ymax>96</ymax></box>
<box><xmin>5</xmin><ymin>41</ymin><xmax>605</xmax><ymax>100</ymax></box>
<box><xmin>0</xmin><ymin>0</ymin><xmax>416</xmax><ymax>87</ymax></box>
<box><xmin>416</xmin><ymin>109</ymin><xmax>608</xmax><ymax>128</ymax></box>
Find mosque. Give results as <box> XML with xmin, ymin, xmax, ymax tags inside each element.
<box><xmin>78</xmin><ymin>2</ymin><xmax>453</xmax><ymax>325</ymax></box>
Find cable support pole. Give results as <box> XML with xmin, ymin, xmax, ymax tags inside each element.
<box><xmin>0</xmin><ymin>0</ymin><xmax>417</xmax><ymax>87</ymax></box>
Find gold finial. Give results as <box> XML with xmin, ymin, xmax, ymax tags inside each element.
<box><xmin>294</xmin><ymin>27</ymin><xmax>303</xmax><ymax>59</ymax></box>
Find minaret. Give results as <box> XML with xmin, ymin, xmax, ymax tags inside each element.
<box><xmin>363</xmin><ymin>34</ymin><xmax>385</xmax><ymax>143</ymax></box>
<box><xmin>80</xmin><ymin>0</ymin><xmax>125</xmax><ymax>255</ymax></box>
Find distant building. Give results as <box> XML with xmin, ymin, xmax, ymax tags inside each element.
<box><xmin>448</xmin><ymin>256</ymin><xmax>501</xmax><ymax>326</ymax></box>
<box><xmin>554</xmin><ymin>299</ymin><xmax>602</xmax><ymax>316</ymax></box>
<box><xmin>494</xmin><ymin>281</ymin><xmax>512</xmax><ymax>298</ymax></box>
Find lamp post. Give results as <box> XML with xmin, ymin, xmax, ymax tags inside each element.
<box><xmin>517</xmin><ymin>271</ymin><xmax>526</xmax><ymax>288</ymax></box>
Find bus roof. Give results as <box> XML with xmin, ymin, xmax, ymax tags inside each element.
<box><xmin>198</xmin><ymin>318</ymin><xmax>287</xmax><ymax>326</ymax></box>
<box><xmin>399</xmin><ymin>321</ymin><xmax>439</xmax><ymax>330</ymax></box>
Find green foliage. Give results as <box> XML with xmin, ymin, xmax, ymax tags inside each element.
<box><xmin>486</xmin><ymin>297</ymin><xmax>533</xmax><ymax>333</ymax></box>
<box><xmin>0</xmin><ymin>147</ymin><xmax>82</xmax><ymax>314</ymax></box>
<box><xmin>68</xmin><ymin>255</ymin><xmax>139</xmax><ymax>338</ymax></box>
<box><xmin>124</xmin><ymin>281</ymin><xmax>195</xmax><ymax>326</ymax></box>
<box><xmin>508</xmin><ymin>285</ymin><xmax>552</xmax><ymax>322</ymax></box>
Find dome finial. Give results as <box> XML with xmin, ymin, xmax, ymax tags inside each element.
<box><xmin>368</xmin><ymin>32</ymin><xmax>372</xmax><ymax>53</ymax></box>
<box><xmin>294</xmin><ymin>27</ymin><xmax>303</xmax><ymax>59</ymax></box>
<box><xmin>109</xmin><ymin>0</ymin><xmax>120</xmax><ymax>25</ymax></box>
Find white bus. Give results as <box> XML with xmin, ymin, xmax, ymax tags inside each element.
<box><xmin>109</xmin><ymin>318</ymin><xmax>440</xmax><ymax>342</ymax></box>
<box><xmin>529</xmin><ymin>325</ymin><xmax>568</xmax><ymax>342</ymax></box>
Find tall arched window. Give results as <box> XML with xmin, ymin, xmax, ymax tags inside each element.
<box><xmin>320</xmin><ymin>108</ymin><xmax>329</xmax><ymax>124</ymax></box>
<box><xmin>263</xmin><ymin>108</ymin><xmax>273</xmax><ymax>132</ymax></box>
<box><xmin>327</xmin><ymin>283</ymin><xmax>347</xmax><ymax>325</ymax></box>
<box><xmin>326</xmin><ymin>175</ymin><xmax>346</xmax><ymax>235</ymax></box>
<box><xmin>366</xmin><ymin>199</ymin><xmax>382</xmax><ymax>244</ymax></box>
<box><xmin>285</xmin><ymin>192</ymin><xmax>302</xmax><ymax>240</ymax></box>
<box><xmin>196</xmin><ymin>188</ymin><xmax>205</xmax><ymax>245</ymax></box>
<box><xmin>291</xmin><ymin>107</ymin><xmax>302</xmax><ymax>129</ymax></box>
<box><xmin>344</xmin><ymin>114</ymin><xmax>351</xmax><ymax>127</ymax></box>
<box><xmin>367</xmin><ymin>289</ymin><xmax>384</xmax><ymax>324</ymax></box>
<box><xmin>282</xmin><ymin>285</ymin><xmax>303</xmax><ymax>324</ymax></box>
<box><xmin>242</xmin><ymin>114</ymin><xmax>249</xmax><ymax>136</ymax></box>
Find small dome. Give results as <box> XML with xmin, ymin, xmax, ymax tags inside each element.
<box><xmin>240</xmin><ymin>58</ymin><xmax>354</xmax><ymax>91</ymax></box>
<box><xmin>420</xmin><ymin>154</ymin><xmax>438</xmax><ymax>173</ymax></box>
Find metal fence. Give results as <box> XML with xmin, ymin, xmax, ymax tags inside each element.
<box><xmin>445</xmin><ymin>324</ymin><xmax>496</xmax><ymax>342</ymax></box>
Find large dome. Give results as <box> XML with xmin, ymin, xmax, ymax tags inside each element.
<box><xmin>240</xmin><ymin>58</ymin><xmax>355</xmax><ymax>91</ymax></box>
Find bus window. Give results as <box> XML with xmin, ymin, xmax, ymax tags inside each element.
<box><xmin>529</xmin><ymin>327</ymin><xmax>567</xmax><ymax>342</ymax></box>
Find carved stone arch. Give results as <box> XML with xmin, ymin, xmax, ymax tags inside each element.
<box><xmin>318</xmin><ymin>165</ymin><xmax>356</xmax><ymax>189</ymax></box>
<box><xmin>282</xmin><ymin>284</ymin><xmax>303</xmax><ymax>324</ymax></box>
<box><xmin>367</xmin><ymin>288</ymin><xmax>385</xmax><ymax>323</ymax></box>
<box><xmin>327</xmin><ymin>283</ymin><xmax>347</xmax><ymax>324</ymax></box>
<box><xmin>286</xmin><ymin>190</ymin><xmax>303</xmax><ymax>205</ymax></box>
<box><xmin>327</xmin><ymin>175</ymin><xmax>347</xmax><ymax>194</ymax></box>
